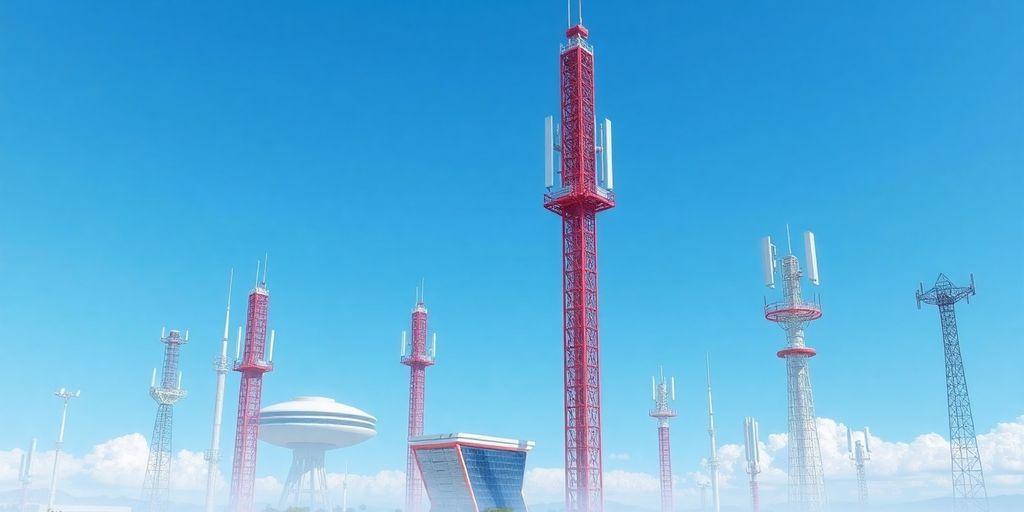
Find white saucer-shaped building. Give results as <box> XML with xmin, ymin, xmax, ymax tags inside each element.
<box><xmin>259</xmin><ymin>396</ymin><xmax>376</xmax><ymax>511</ymax></box>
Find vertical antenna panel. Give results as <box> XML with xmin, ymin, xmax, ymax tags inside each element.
<box><xmin>864</xmin><ymin>427</ymin><xmax>871</xmax><ymax>453</ymax></box>
<box><xmin>761</xmin><ymin>237</ymin><xmax>776</xmax><ymax>288</ymax></box>
<box><xmin>847</xmin><ymin>427</ymin><xmax>854</xmax><ymax>454</ymax></box>
<box><xmin>670</xmin><ymin>377</ymin><xmax>675</xmax><ymax>401</ymax></box>
<box><xmin>545</xmin><ymin>116</ymin><xmax>555</xmax><ymax>188</ymax></box>
<box><xmin>603</xmin><ymin>118</ymin><xmax>614</xmax><ymax>190</ymax></box>
<box><xmin>804</xmin><ymin>231</ymin><xmax>820</xmax><ymax>285</ymax></box>
<box><xmin>651</xmin><ymin>376</ymin><xmax>656</xmax><ymax>401</ymax></box>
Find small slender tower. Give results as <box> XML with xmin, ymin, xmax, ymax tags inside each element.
<box><xmin>761</xmin><ymin>229</ymin><xmax>827</xmax><ymax>511</ymax></box>
<box><xmin>705</xmin><ymin>358</ymin><xmax>721</xmax><ymax>512</ymax></box>
<box><xmin>143</xmin><ymin>328</ymin><xmax>189</xmax><ymax>512</ymax></box>
<box><xmin>229</xmin><ymin>260</ymin><xmax>275</xmax><ymax>512</ymax></box>
<box><xmin>743</xmin><ymin>417</ymin><xmax>762</xmax><ymax>512</ymax></box>
<box><xmin>205</xmin><ymin>270</ymin><xmax>234</xmax><ymax>512</ymax></box>
<box><xmin>648</xmin><ymin>369</ymin><xmax>677</xmax><ymax>512</ymax></box>
<box><xmin>48</xmin><ymin>388</ymin><xmax>80</xmax><ymax>512</ymax></box>
<box><xmin>19</xmin><ymin>438</ymin><xmax>36</xmax><ymax>512</ymax></box>
<box><xmin>846</xmin><ymin>426</ymin><xmax>872</xmax><ymax>507</ymax></box>
<box><xmin>916</xmin><ymin>274</ymin><xmax>989</xmax><ymax>512</ymax></box>
<box><xmin>542</xmin><ymin>2</ymin><xmax>616</xmax><ymax>510</ymax></box>
<box><xmin>400</xmin><ymin>286</ymin><xmax>436</xmax><ymax>512</ymax></box>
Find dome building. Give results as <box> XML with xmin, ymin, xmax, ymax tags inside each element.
<box><xmin>259</xmin><ymin>396</ymin><xmax>376</xmax><ymax>511</ymax></box>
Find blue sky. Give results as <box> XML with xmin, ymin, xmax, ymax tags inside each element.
<box><xmin>1</xmin><ymin>0</ymin><xmax>1022</xmax><ymax>506</ymax></box>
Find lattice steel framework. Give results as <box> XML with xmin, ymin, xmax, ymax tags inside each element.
<box><xmin>229</xmin><ymin>281</ymin><xmax>272</xmax><ymax>512</ymax></box>
<box><xmin>916</xmin><ymin>274</ymin><xmax>989</xmax><ymax>512</ymax></box>
<box><xmin>401</xmin><ymin>291</ymin><xmax>434</xmax><ymax>512</ymax></box>
<box><xmin>280</xmin><ymin>446</ymin><xmax>330</xmax><ymax>511</ymax></box>
<box><xmin>852</xmin><ymin>441</ymin><xmax>869</xmax><ymax>506</ymax></box>
<box><xmin>649</xmin><ymin>373</ymin><xmax>677</xmax><ymax>512</ymax></box>
<box><xmin>544</xmin><ymin>22</ymin><xmax>615</xmax><ymax>512</ymax></box>
<box><xmin>765</xmin><ymin>253</ymin><xmax>826</xmax><ymax>512</ymax></box>
<box><xmin>143</xmin><ymin>329</ymin><xmax>188</xmax><ymax>512</ymax></box>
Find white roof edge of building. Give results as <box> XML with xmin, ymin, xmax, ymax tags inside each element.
<box><xmin>410</xmin><ymin>432</ymin><xmax>535</xmax><ymax>451</ymax></box>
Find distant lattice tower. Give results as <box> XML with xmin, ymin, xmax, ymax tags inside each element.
<box><xmin>916</xmin><ymin>274</ymin><xmax>989</xmax><ymax>512</ymax></box>
<box><xmin>648</xmin><ymin>369</ymin><xmax>677</xmax><ymax>512</ymax></box>
<box><xmin>229</xmin><ymin>260</ymin><xmax>276</xmax><ymax>512</ymax></box>
<box><xmin>761</xmin><ymin>229</ymin><xmax>827</xmax><ymax>512</ymax></box>
<box><xmin>400</xmin><ymin>286</ymin><xmax>436</xmax><ymax>512</ymax></box>
<box><xmin>743</xmin><ymin>417</ymin><xmax>762</xmax><ymax>512</ymax></box>
<box><xmin>846</xmin><ymin>426</ymin><xmax>872</xmax><ymax>507</ymax></box>
<box><xmin>143</xmin><ymin>328</ymin><xmax>189</xmax><ymax>512</ymax></box>
<box><xmin>18</xmin><ymin>438</ymin><xmax>36</xmax><ymax>512</ymax></box>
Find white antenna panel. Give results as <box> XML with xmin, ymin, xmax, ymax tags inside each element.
<box><xmin>651</xmin><ymin>376</ymin><xmax>656</xmax><ymax>401</ymax></box>
<box><xmin>603</xmin><ymin>118</ymin><xmax>614</xmax><ymax>190</ymax></box>
<box><xmin>847</xmin><ymin>427</ymin><xmax>854</xmax><ymax>453</ymax></box>
<box><xmin>670</xmin><ymin>376</ymin><xmax>676</xmax><ymax>401</ymax></box>
<box><xmin>864</xmin><ymin>427</ymin><xmax>871</xmax><ymax>452</ymax></box>
<box><xmin>400</xmin><ymin>331</ymin><xmax>407</xmax><ymax>358</ymax></box>
<box><xmin>753</xmin><ymin>420</ymin><xmax>760</xmax><ymax>464</ymax></box>
<box><xmin>804</xmin><ymin>231</ymin><xmax>819</xmax><ymax>285</ymax></box>
<box><xmin>544</xmin><ymin>116</ymin><xmax>555</xmax><ymax>188</ymax></box>
<box><xmin>761</xmin><ymin>236</ymin><xmax>776</xmax><ymax>288</ymax></box>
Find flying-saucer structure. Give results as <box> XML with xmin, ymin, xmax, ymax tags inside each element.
<box><xmin>259</xmin><ymin>396</ymin><xmax>376</xmax><ymax>511</ymax></box>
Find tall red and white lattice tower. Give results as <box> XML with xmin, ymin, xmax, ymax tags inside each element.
<box><xmin>649</xmin><ymin>370</ymin><xmax>676</xmax><ymax>512</ymax></box>
<box><xmin>400</xmin><ymin>287</ymin><xmax>436</xmax><ymax>512</ymax></box>
<box><xmin>229</xmin><ymin>261</ymin><xmax>276</xmax><ymax>512</ymax></box>
<box><xmin>543</xmin><ymin>3</ymin><xmax>616</xmax><ymax>511</ymax></box>
<box><xmin>143</xmin><ymin>328</ymin><xmax>188</xmax><ymax>512</ymax></box>
<box><xmin>761</xmin><ymin>230</ymin><xmax>826</xmax><ymax>512</ymax></box>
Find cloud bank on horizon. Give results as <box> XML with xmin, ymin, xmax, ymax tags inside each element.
<box><xmin>1</xmin><ymin>416</ymin><xmax>1021</xmax><ymax>509</ymax></box>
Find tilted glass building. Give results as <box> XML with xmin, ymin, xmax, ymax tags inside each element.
<box><xmin>410</xmin><ymin>433</ymin><xmax>535</xmax><ymax>512</ymax></box>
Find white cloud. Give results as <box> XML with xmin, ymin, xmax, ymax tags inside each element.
<box><xmin>2</xmin><ymin>417</ymin><xmax>1021</xmax><ymax>509</ymax></box>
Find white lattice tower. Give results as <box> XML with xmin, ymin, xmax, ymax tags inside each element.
<box><xmin>649</xmin><ymin>370</ymin><xmax>677</xmax><ymax>512</ymax></box>
<box><xmin>143</xmin><ymin>329</ymin><xmax>188</xmax><ymax>512</ymax></box>
<box><xmin>762</xmin><ymin>231</ymin><xmax>827</xmax><ymax>512</ymax></box>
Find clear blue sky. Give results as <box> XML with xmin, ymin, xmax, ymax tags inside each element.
<box><xmin>1</xmin><ymin>0</ymin><xmax>1021</xmax><ymax>489</ymax></box>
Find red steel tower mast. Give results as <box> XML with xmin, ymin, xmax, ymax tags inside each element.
<box><xmin>229</xmin><ymin>261</ymin><xmax>275</xmax><ymax>512</ymax></box>
<box><xmin>649</xmin><ymin>371</ymin><xmax>677</xmax><ymax>512</ymax></box>
<box><xmin>400</xmin><ymin>287</ymin><xmax>435</xmax><ymax>512</ymax></box>
<box><xmin>543</xmin><ymin>4</ymin><xmax>616</xmax><ymax>511</ymax></box>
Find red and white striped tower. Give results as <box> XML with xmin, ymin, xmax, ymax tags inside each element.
<box><xmin>543</xmin><ymin>3</ymin><xmax>616</xmax><ymax>511</ymax></box>
<box><xmin>229</xmin><ymin>261</ymin><xmax>276</xmax><ymax>512</ymax></box>
<box><xmin>400</xmin><ymin>287</ymin><xmax>435</xmax><ymax>512</ymax></box>
<box><xmin>649</xmin><ymin>370</ymin><xmax>677</xmax><ymax>512</ymax></box>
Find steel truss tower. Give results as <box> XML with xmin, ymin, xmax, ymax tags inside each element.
<box><xmin>143</xmin><ymin>329</ymin><xmax>189</xmax><ymax>512</ymax></box>
<box><xmin>400</xmin><ymin>288</ymin><xmax>435</xmax><ymax>512</ymax></box>
<box><xmin>229</xmin><ymin>264</ymin><xmax>274</xmax><ymax>512</ymax></box>
<box><xmin>846</xmin><ymin>427</ymin><xmax>871</xmax><ymax>507</ymax></box>
<box><xmin>649</xmin><ymin>371</ymin><xmax>677</xmax><ymax>512</ymax></box>
<box><xmin>916</xmin><ymin>274</ymin><xmax>989</xmax><ymax>512</ymax></box>
<box><xmin>543</xmin><ymin>6</ymin><xmax>616</xmax><ymax>510</ymax></box>
<box><xmin>762</xmin><ymin>231</ymin><xmax>826</xmax><ymax>512</ymax></box>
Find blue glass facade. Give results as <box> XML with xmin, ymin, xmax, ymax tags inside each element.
<box><xmin>462</xmin><ymin>447</ymin><xmax>528</xmax><ymax>512</ymax></box>
<box><xmin>413</xmin><ymin>441</ymin><xmax>530</xmax><ymax>512</ymax></box>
